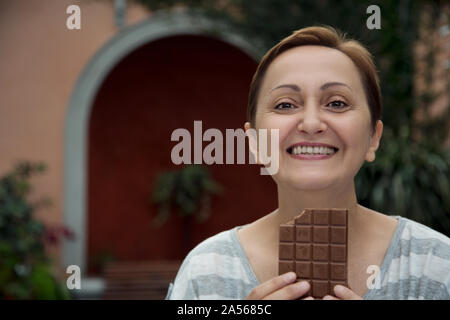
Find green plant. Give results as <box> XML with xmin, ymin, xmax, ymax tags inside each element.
<box><xmin>151</xmin><ymin>164</ymin><xmax>222</xmax><ymax>227</ymax></box>
<box><xmin>0</xmin><ymin>161</ymin><xmax>72</xmax><ymax>299</ymax></box>
<box><xmin>356</xmin><ymin>134</ymin><xmax>450</xmax><ymax>234</ymax></box>
<box><xmin>90</xmin><ymin>250</ymin><xmax>116</xmax><ymax>274</ymax></box>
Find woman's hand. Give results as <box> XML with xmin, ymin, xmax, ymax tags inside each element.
<box><xmin>322</xmin><ymin>285</ymin><xmax>363</xmax><ymax>300</ymax></box>
<box><xmin>246</xmin><ymin>272</ymin><xmax>313</xmax><ymax>300</ymax></box>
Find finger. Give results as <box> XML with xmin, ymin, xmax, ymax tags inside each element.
<box><xmin>333</xmin><ymin>285</ymin><xmax>363</xmax><ymax>300</ymax></box>
<box><xmin>302</xmin><ymin>296</ymin><xmax>315</xmax><ymax>300</ymax></box>
<box><xmin>322</xmin><ymin>295</ymin><xmax>339</xmax><ymax>300</ymax></box>
<box><xmin>246</xmin><ymin>272</ymin><xmax>296</xmax><ymax>299</ymax></box>
<box><xmin>265</xmin><ymin>280</ymin><xmax>310</xmax><ymax>300</ymax></box>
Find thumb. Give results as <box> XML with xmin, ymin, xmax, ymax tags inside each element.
<box><xmin>333</xmin><ymin>285</ymin><xmax>362</xmax><ymax>300</ymax></box>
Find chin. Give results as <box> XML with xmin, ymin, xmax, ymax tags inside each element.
<box><xmin>275</xmin><ymin>172</ymin><xmax>337</xmax><ymax>191</ymax></box>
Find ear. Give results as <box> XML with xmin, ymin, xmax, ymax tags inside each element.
<box><xmin>244</xmin><ymin>122</ymin><xmax>260</xmax><ymax>164</ymax></box>
<box><xmin>365</xmin><ymin>120</ymin><xmax>383</xmax><ymax>162</ymax></box>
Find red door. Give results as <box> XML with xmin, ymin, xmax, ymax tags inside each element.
<box><xmin>87</xmin><ymin>35</ymin><xmax>277</xmax><ymax>274</ymax></box>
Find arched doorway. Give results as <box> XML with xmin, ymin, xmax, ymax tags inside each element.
<box><xmin>63</xmin><ymin>11</ymin><xmax>276</xmax><ymax>273</ymax></box>
<box><xmin>87</xmin><ymin>33</ymin><xmax>278</xmax><ymax>272</ymax></box>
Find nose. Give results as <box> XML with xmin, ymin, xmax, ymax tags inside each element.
<box><xmin>297</xmin><ymin>103</ymin><xmax>327</xmax><ymax>135</ymax></box>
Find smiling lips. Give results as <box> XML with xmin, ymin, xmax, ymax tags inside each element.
<box><xmin>286</xmin><ymin>142</ymin><xmax>339</xmax><ymax>160</ymax></box>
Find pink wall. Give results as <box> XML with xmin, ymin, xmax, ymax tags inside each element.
<box><xmin>0</xmin><ymin>0</ymin><xmax>150</xmax><ymax>262</ymax></box>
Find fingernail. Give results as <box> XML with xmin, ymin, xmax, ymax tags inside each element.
<box><xmin>296</xmin><ymin>281</ymin><xmax>309</xmax><ymax>291</ymax></box>
<box><xmin>334</xmin><ymin>285</ymin><xmax>345</xmax><ymax>295</ymax></box>
<box><xmin>284</xmin><ymin>272</ymin><xmax>296</xmax><ymax>282</ymax></box>
<box><xmin>323</xmin><ymin>295</ymin><xmax>333</xmax><ymax>300</ymax></box>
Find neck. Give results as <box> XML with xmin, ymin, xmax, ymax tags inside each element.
<box><xmin>277</xmin><ymin>181</ymin><xmax>357</xmax><ymax>220</ymax></box>
<box><xmin>271</xmin><ymin>181</ymin><xmax>368</xmax><ymax>241</ymax></box>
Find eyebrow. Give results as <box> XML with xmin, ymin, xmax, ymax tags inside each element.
<box><xmin>269</xmin><ymin>81</ymin><xmax>352</xmax><ymax>93</ymax></box>
<box><xmin>319</xmin><ymin>82</ymin><xmax>352</xmax><ymax>91</ymax></box>
<box><xmin>269</xmin><ymin>84</ymin><xmax>300</xmax><ymax>93</ymax></box>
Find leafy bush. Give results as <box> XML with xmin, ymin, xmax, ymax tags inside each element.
<box><xmin>0</xmin><ymin>161</ymin><xmax>72</xmax><ymax>299</ymax></box>
<box><xmin>356</xmin><ymin>131</ymin><xmax>450</xmax><ymax>235</ymax></box>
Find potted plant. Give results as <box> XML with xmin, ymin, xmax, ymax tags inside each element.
<box><xmin>151</xmin><ymin>164</ymin><xmax>222</xmax><ymax>251</ymax></box>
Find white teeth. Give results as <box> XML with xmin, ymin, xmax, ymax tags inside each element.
<box><xmin>290</xmin><ymin>146</ymin><xmax>336</xmax><ymax>155</ymax></box>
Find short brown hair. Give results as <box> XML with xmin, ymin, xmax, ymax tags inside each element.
<box><xmin>247</xmin><ymin>26</ymin><xmax>382</xmax><ymax>132</ymax></box>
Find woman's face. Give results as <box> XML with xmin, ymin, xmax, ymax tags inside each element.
<box><xmin>248</xmin><ymin>45</ymin><xmax>382</xmax><ymax>191</ymax></box>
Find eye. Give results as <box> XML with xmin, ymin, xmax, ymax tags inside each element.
<box><xmin>274</xmin><ymin>102</ymin><xmax>295</xmax><ymax>110</ymax></box>
<box><xmin>327</xmin><ymin>100</ymin><xmax>349</xmax><ymax>109</ymax></box>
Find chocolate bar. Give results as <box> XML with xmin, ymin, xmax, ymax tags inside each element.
<box><xmin>278</xmin><ymin>209</ymin><xmax>348</xmax><ymax>298</ymax></box>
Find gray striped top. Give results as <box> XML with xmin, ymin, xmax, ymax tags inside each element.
<box><xmin>166</xmin><ymin>216</ymin><xmax>450</xmax><ymax>300</ymax></box>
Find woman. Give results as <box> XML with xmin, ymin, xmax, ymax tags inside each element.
<box><xmin>166</xmin><ymin>26</ymin><xmax>450</xmax><ymax>300</ymax></box>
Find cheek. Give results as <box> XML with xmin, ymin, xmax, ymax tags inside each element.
<box><xmin>257</xmin><ymin>114</ymin><xmax>299</xmax><ymax>141</ymax></box>
<box><xmin>337</xmin><ymin>119</ymin><xmax>371</xmax><ymax>157</ymax></box>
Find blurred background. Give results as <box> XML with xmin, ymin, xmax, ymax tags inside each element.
<box><xmin>0</xmin><ymin>0</ymin><xmax>449</xmax><ymax>299</ymax></box>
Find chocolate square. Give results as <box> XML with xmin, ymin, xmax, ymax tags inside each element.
<box><xmin>330</xmin><ymin>226</ymin><xmax>346</xmax><ymax>244</ymax></box>
<box><xmin>330</xmin><ymin>263</ymin><xmax>346</xmax><ymax>280</ymax></box>
<box><xmin>313</xmin><ymin>209</ymin><xmax>329</xmax><ymax>225</ymax></box>
<box><xmin>312</xmin><ymin>262</ymin><xmax>329</xmax><ymax>279</ymax></box>
<box><xmin>295</xmin><ymin>262</ymin><xmax>312</xmax><ymax>278</ymax></box>
<box><xmin>313</xmin><ymin>244</ymin><xmax>329</xmax><ymax>261</ymax></box>
<box><xmin>330</xmin><ymin>244</ymin><xmax>346</xmax><ymax>262</ymax></box>
<box><xmin>295</xmin><ymin>244</ymin><xmax>311</xmax><ymax>260</ymax></box>
<box><xmin>330</xmin><ymin>209</ymin><xmax>347</xmax><ymax>226</ymax></box>
<box><xmin>279</xmin><ymin>261</ymin><xmax>294</xmax><ymax>274</ymax></box>
<box><xmin>295</xmin><ymin>226</ymin><xmax>312</xmax><ymax>242</ymax></box>
<box><xmin>313</xmin><ymin>226</ymin><xmax>329</xmax><ymax>243</ymax></box>
<box><xmin>312</xmin><ymin>281</ymin><xmax>329</xmax><ymax>297</ymax></box>
<box><xmin>279</xmin><ymin>243</ymin><xmax>294</xmax><ymax>259</ymax></box>
<box><xmin>280</xmin><ymin>225</ymin><xmax>295</xmax><ymax>242</ymax></box>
